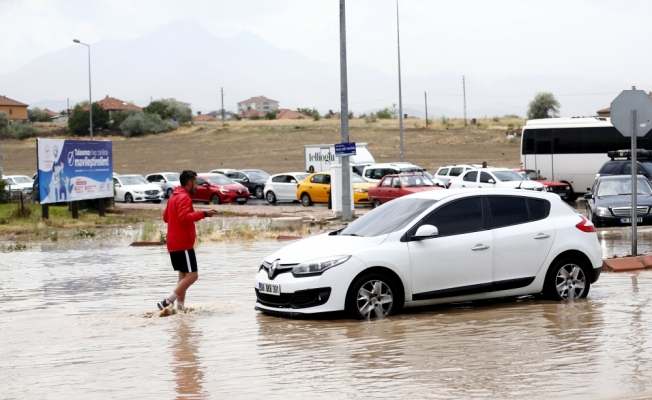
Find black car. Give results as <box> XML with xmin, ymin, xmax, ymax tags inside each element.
<box><xmin>226</xmin><ymin>169</ymin><xmax>270</xmax><ymax>199</ymax></box>
<box><xmin>596</xmin><ymin>150</ymin><xmax>652</xmax><ymax>183</ymax></box>
<box><xmin>584</xmin><ymin>175</ymin><xmax>652</xmax><ymax>226</ymax></box>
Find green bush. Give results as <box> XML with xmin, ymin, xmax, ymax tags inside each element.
<box><xmin>144</xmin><ymin>99</ymin><xmax>193</xmax><ymax>123</ymax></box>
<box><xmin>29</xmin><ymin>107</ymin><xmax>52</xmax><ymax>122</ymax></box>
<box><xmin>0</xmin><ymin>111</ymin><xmax>8</xmax><ymax>131</ymax></box>
<box><xmin>120</xmin><ymin>113</ymin><xmax>173</xmax><ymax>137</ymax></box>
<box><xmin>364</xmin><ymin>113</ymin><xmax>377</xmax><ymax>123</ymax></box>
<box><xmin>9</xmin><ymin>123</ymin><xmax>37</xmax><ymax>140</ymax></box>
<box><xmin>297</xmin><ymin>107</ymin><xmax>321</xmax><ymax>121</ymax></box>
<box><xmin>0</xmin><ymin>179</ymin><xmax>8</xmax><ymax>203</ymax></box>
<box><xmin>492</xmin><ymin>116</ymin><xmax>500</xmax><ymax>122</ymax></box>
<box><xmin>265</xmin><ymin>110</ymin><xmax>278</xmax><ymax>120</ymax></box>
<box><xmin>67</xmin><ymin>103</ymin><xmax>109</xmax><ymax>136</ymax></box>
<box><xmin>111</xmin><ymin>109</ymin><xmax>137</xmax><ymax>130</ymax></box>
<box><xmin>376</xmin><ymin>108</ymin><xmax>392</xmax><ymax>119</ymax></box>
<box><xmin>503</xmin><ymin>114</ymin><xmax>520</xmax><ymax>119</ymax></box>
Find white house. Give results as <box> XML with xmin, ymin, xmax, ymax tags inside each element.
<box><xmin>237</xmin><ymin>96</ymin><xmax>279</xmax><ymax>114</ymax></box>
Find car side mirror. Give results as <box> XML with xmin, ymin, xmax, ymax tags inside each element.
<box><xmin>243</xmin><ymin>177</ymin><xmax>250</xmax><ymax>182</ymax></box>
<box><xmin>159</xmin><ymin>180</ymin><xmax>165</xmax><ymax>183</ymax></box>
<box><xmin>290</xmin><ymin>180</ymin><xmax>297</xmax><ymax>183</ymax></box>
<box><xmin>412</xmin><ymin>225</ymin><xmax>439</xmax><ymax>240</ymax></box>
<box><xmin>115</xmin><ymin>183</ymin><xmax>121</xmax><ymax>187</ymax></box>
<box><xmin>488</xmin><ymin>179</ymin><xmax>495</xmax><ymax>184</ymax></box>
<box><xmin>202</xmin><ymin>183</ymin><xmax>210</xmax><ymax>187</ymax></box>
<box><xmin>584</xmin><ymin>193</ymin><xmax>593</xmax><ymax>199</ymax></box>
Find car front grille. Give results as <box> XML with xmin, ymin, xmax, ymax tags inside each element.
<box><xmin>612</xmin><ymin>206</ymin><xmax>649</xmax><ymax>216</ymax></box>
<box><xmin>145</xmin><ymin>190</ymin><xmax>159</xmax><ymax>195</ymax></box>
<box><xmin>255</xmin><ymin>287</ymin><xmax>331</xmax><ymax>309</ymax></box>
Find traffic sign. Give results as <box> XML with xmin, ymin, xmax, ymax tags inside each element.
<box><xmin>610</xmin><ymin>89</ymin><xmax>652</xmax><ymax>137</ymax></box>
<box><xmin>334</xmin><ymin>142</ymin><xmax>356</xmax><ymax>157</ymax></box>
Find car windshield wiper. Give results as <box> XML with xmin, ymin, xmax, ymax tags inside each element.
<box><xmin>340</xmin><ymin>233</ymin><xmax>363</xmax><ymax>237</ymax></box>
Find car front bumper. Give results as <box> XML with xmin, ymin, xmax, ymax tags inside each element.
<box><xmin>593</xmin><ymin>214</ymin><xmax>652</xmax><ymax>226</ymax></box>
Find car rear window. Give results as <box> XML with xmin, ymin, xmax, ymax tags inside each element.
<box><xmin>450</xmin><ymin>167</ymin><xmax>463</xmax><ymax>176</ymax></box>
<box><xmin>599</xmin><ymin>162</ymin><xmax>618</xmax><ymax>174</ymax></box>
<box><xmin>437</xmin><ymin>168</ymin><xmax>449</xmax><ymax>176</ymax></box>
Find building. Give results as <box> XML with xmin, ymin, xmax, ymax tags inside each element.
<box><xmin>43</xmin><ymin>109</ymin><xmax>60</xmax><ymax>118</ymax></box>
<box><xmin>85</xmin><ymin>96</ymin><xmax>143</xmax><ymax>118</ymax></box>
<box><xmin>275</xmin><ymin>109</ymin><xmax>312</xmax><ymax>120</ymax></box>
<box><xmin>239</xmin><ymin>109</ymin><xmax>266</xmax><ymax>120</ymax></box>
<box><xmin>194</xmin><ymin>112</ymin><xmax>218</xmax><ymax>122</ymax></box>
<box><xmin>0</xmin><ymin>95</ymin><xmax>28</xmax><ymax>121</ymax></box>
<box><xmin>596</xmin><ymin>91</ymin><xmax>652</xmax><ymax>117</ymax></box>
<box><xmin>237</xmin><ymin>96</ymin><xmax>279</xmax><ymax>114</ymax></box>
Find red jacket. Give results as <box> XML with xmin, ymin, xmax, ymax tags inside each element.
<box><xmin>163</xmin><ymin>186</ymin><xmax>205</xmax><ymax>252</ymax></box>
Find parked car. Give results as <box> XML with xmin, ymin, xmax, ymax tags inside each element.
<box><xmin>594</xmin><ymin>150</ymin><xmax>652</xmax><ymax>184</ymax></box>
<box><xmin>2</xmin><ymin>175</ymin><xmax>34</xmax><ymax>195</ymax></box>
<box><xmin>584</xmin><ymin>175</ymin><xmax>652</xmax><ymax>226</ymax></box>
<box><xmin>192</xmin><ymin>173</ymin><xmax>249</xmax><ymax>205</ymax></box>
<box><xmin>209</xmin><ymin>168</ymin><xmax>237</xmax><ymax>175</ymax></box>
<box><xmin>362</xmin><ymin>162</ymin><xmax>426</xmax><ymax>184</ymax></box>
<box><xmin>421</xmin><ymin>171</ymin><xmax>446</xmax><ymax>188</ymax></box>
<box><xmin>369</xmin><ymin>173</ymin><xmax>444</xmax><ymax>207</ymax></box>
<box><xmin>434</xmin><ymin>164</ymin><xmax>490</xmax><ymax>186</ymax></box>
<box><xmin>146</xmin><ymin>172</ymin><xmax>180</xmax><ymax>198</ymax></box>
<box><xmin>264</xmin><ymin>172</ymin><xmax>310</xmax><ymax>203</ymax></box>
<box><xmin>449</xmin><ymin>168</ymin><xmax>545</xmax><ymax>191</ymax></box>
<box><xmin>296</xmin><ymin>172</ymin><xmax>373</xmax><ymax>206</ymax></box>
<box><xmin>226</xmin><ymin>169</ymin><xmax>270</xmax><ymax>199</ymax></box>
<box><xmin>254</xmin><ymin>189</ymin><xmax>602</xmax><ymax>319</ymax></box>
<box><xmin>113</xmin><ymin>174</ymin><xmax>164</xmax><ymax>203</ymax></box>
<box><xmin>514</xmin><ymin>169</ymin><xmax>573</xmax><ymax>201</ymax></box>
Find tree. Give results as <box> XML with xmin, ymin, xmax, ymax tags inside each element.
<box><xmin>29</xmin><ymin>107</ymin><xmax>51</xmax><ymax>122</ymax></box>
<box><xmin>389</xmin><ymin>103</ymin><xmax>399</xmax><ymax>119</ymax></box>
<box><xmin>111</xmin><ymin>109</ymin><xmax>137</xmax><ymax>130</ymax></box>
<box><xmin>265</xmin><ymin>110</ymin><xmax>278</xmax><ymax>120</ymax></box>
<box><xmin>144</xmin><ymin>99</ymin><xmax>192</xmax><ymax>123</ymax></box>
<box><xmin>376</xmin><ymin>108</ymin><xmax>392</xmax><ymax>119</ymax></box>
<box><xmin>143</xmin><ymin>101</ymin><xmax>171</xmax><ymax>119</ymax></box>
<box><xmin>0</xmin><ymin>111</ymin><xmax>8</xmax><ymax>131</ymax></box>
<box><xmin>67</xmin><ymin>103</ymin><xmax>109</xmax><ymax>136</ymax></box>
<box><xmin>527</xmin><ymin>92</ymin><xmax>560</xmax><ymax>119</ymax></box>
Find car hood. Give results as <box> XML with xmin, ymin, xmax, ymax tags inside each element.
<box><xmin>7</xmin><ymin>182</ymin><xmax>32</xmax><ymax>189</ymax></box>
<box><xmin>263</xmin><ymin>233</ymin><xmax>388</xmax><ymax>264</ymax></box>
<box><xmin>403</xmin><ymin>186</ymin><xmax>443</xmax><ymax>193</ymax></box>
<box><xmin>536</xmin><ymin>179</ymin><xmax>567</xmax><ymax>187</ymax></box>
<box><xmin>498</xmin><ymin>180</ymin><xmax>544</xmax><ymax>189</ymax></box>
<box><xmin>215</xmin><ymin>183</ymin><xmax>248</xmax><ymax>191</ymax></box>
<box><xmin>596</xmin><ymin>195</ymin><xmax>652</xmax><ymax>207</ymax></box>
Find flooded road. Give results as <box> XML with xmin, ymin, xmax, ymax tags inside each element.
<box><xmin>3</xmin><ymin>234</ymin><xmax>652</xmax><ymax>399</ymax></box>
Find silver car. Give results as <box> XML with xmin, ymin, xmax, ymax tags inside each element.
<box><xmin>146</xmin><ymin>172</ymin><xmax>180</xmax><ymax>198</ymax></box>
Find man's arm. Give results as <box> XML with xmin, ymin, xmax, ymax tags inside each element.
<box><xmin>177</xmin><ymin>194</ymin><xmax>205</xmax><ymax>223</ymax></box>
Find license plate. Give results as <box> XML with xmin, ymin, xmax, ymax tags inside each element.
<box><xmin>147</xmin><ymin>196</ymin><xmax>158</xmax><ymax>199</ymax></box>
<box><xmin>258</xmin><ymin>282</ymin><xmax>280</xmax><ymax>296</ymax></box>
<box><xmin>621</xmin><ymin>217</ymin><xmax>643</xmax><ymax>223</ymax></box>
<box><xmin>237</xmin><ymin>198</ymin><xmax>247</xmax><ymax>203</ymax></box>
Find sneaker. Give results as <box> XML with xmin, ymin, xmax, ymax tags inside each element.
<box><xmin>157</xmin><ymin>299</ymin><xmax>171</xmax><ymax>310</ymax></box>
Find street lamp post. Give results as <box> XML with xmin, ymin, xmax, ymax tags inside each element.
<box><xmin>73</xmin><ymin>39</ymin><xmax>93</xmax><ymax>140</ymax></box>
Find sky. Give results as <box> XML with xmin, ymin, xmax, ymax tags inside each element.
<box><xmin>1</xmin><ymin>0</ymin><xmax>651</xmax><ymax>85</ymax></box>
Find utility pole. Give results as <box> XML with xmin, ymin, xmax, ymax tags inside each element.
<box><xmin>67</xmin><ymin>98</ymin><xmax>70</xmax><ymax>115</ymax></box>
<box><xmin>424</xmin><ymin>91</ymin><xmax>428</xmax><ymax>128</ymax></box>
<box><xmin>463</xmin><ymin>75</ymin><xmax>467</xmax><ymax>126</ymax></box>
<box><xmin>221</xmin><ymin>87</ymin><xmax>225</xmax><ymax>127</ymax></box>
<box><xmin>339</xmin><ymin>0</ymin><xmax>352</xmax><ymax>221</ymax></box>
<box><xmin>396</xmin><ymin>0</ymin><xmax>404</xmax><ymax>162</ymax></box>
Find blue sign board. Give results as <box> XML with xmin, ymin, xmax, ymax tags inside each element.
<box><xmin>334</xmin><ymin>142</ymin><xmax>356</xmax><ymax>157</ymax></box>
<box><xmin>37</xmin><ymin>139</ymin><xmax>114</xmax><ymax>204</ymax></box>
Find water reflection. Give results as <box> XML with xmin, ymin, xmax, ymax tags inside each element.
<box><xmin>170</xmin><ymin>319</ymin><xmax>205</xmax><ymax>400</ymax></box>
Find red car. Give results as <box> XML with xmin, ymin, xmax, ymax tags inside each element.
<box><xmin>514</xmin><ymin>169</ymin><xmax>573</xmax><ymax>201</ymax></box>
<box><xmin>192</xmin><ymin>173</ymin><xmax>249</xmax><ymax>204</ymax></box>
<box><xmin>368</xmin><ymin>173</ymin><xmax>444</xmax><ymax>207</ymax></box>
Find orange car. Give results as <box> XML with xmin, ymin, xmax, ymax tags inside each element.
<box><xmin>296</xmin><ymin>172</ymin><xmax>373</xmax><ymax>206</ymax></box>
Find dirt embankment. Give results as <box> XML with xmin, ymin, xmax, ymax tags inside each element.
<box><xmin>1</xmin><ymin>118</ymin><xmax>523</xmax><ymax>176</ymax></box>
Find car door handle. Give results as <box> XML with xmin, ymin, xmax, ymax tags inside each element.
<box><xmin>534</xmin><ymin>233</ymin><xmax>550</xmax><ymax>240</ymax></box>
<box><xmin>472</xmin><ymin>244</ymin><xmax>490</xmax><ymax>251</ymax></box>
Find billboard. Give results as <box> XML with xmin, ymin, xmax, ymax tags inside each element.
<box><xmin>37</xmin><ymin>139</ymin><xmax>113</xmax><ymax>204</ymax></box>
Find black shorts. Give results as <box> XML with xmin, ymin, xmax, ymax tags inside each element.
<box><xmin>169</xmin><ymin>249</ymin><xmax>198</xmax><ymax>273</ymax></box>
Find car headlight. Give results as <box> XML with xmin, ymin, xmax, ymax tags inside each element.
<box><xmin>134</xmin><ymin>190</ymin><xmax>143</xmax><ymax>194</ymax></box>
<box><xmin>292</xmin><ymin>255</ymin><xmax>351</xmax><ymax>277</ymax></box>
<box><xmin>545</xmin><ymin>187</ymin><xmax>554</xmax><ymax>191</ymax></box>
<box><xmin>354</xmin><ymin>188</ymin><xmax>367</xmax><ymax>194</ymax></box>
<box><xmin>219</xmin><ymin>189</ymin><xmax>230</xmax><ymax>194</ymax></box>
<box><xmin>596</xmin><ymin>207</ymin><xmax>609</xmax><ymax>216</ymax></box>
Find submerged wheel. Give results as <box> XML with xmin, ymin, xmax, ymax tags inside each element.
<box><xmin>125</xmin><ymin>193</ymin><xmax>133</xmax><ymax>203</ymax></box>
<box><xmin>373</xmin><ymin>199</ymin><xmax>381</xmax><ymax>208</ymax></box>
<box><xmin>545</xmin><ymin>258</ymin><xmax>590</xmax><ymax>300</ymax></box>
<box><xmin>346</xmin><ymin>272</ymin><xmax>402</xmax><ymax>319</ymax></box>
<box><xmin>211</xmin><ymin>194</ymin><xmax>220</xmax><ymax>204</ymax></box>
<box><xmin>266</xmin><ymin>191</ymin><xmax>277</xmax><ymax>204</ymax></box>
<box><xmin>166</xmin><ymin>188</ymin><xmax>173</xmax><ymax>198</ymax></box>
<box><xmin>301</xmin><ymin>193</ymin><xmax>312</xmax><ymax>207</ymax></box>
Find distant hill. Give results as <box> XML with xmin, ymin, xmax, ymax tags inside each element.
<box><xmin>0</xmin><ymin>20</ymin><xmax>647</xmax><ymax>118</ymax></box>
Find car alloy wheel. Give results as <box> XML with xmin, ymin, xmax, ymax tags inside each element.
<box><xmin>355</xmin><ymin>279</ymin><xmax>394</xmax><ymax>319</ymax></box>
<box><xmin>254</xmin><ymin>186</ymin><xmax>264</xmax><ymax>199</ymax></box>
<box><xmin>211</xmin><ymin>194</ymin><xmax>220</xmax><ymax>204</ymax></box>
<box><xmin>125</xmin><ymin>193</ymin><xmax>133</xmax><ymax>203</ymax></box>
<box><xmin>301</xmin><ymin>193</ymin><xmax>312</xmax><ymax>207</ymax></box>
<box><xmin>546</xmin><ymin>259</ymin><xmax>590</xmax><ymax>300</ymax></box>
<box><xmin>266</xmin><ymin>191</ymin><xmax>276</xmax><ymax>203</ymax></box>
<box><xmin>166</xmin><ymin>188</ymin><xmax>173</xmax><ymax>198</ymax></box>
<box><xmin>373</xmin><ymin>199</ymin><xmax>381</xmax><ymax>208</ymax></box>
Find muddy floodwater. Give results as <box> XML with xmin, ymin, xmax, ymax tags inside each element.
<box><xmin>3</xmin><ymin>232</ymin><xmax>652</xmax><ymax>399</ymax></box>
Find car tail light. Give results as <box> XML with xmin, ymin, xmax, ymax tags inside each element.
<box><xmin>447</xmin><ymin>182</ymin><xmax>452</xmax><ymax>188</ymax></box>
<box><xmin>297</xmin><ymin>183</ymin><xmax>300</xmax><ymax>188</ymax></box>
<box><xmin>576</xmin><ymin>215</ymin><xmax>596</xmax><ymax>233</ymax></box>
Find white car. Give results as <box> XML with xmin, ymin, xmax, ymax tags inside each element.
<box><xmin>3</xmin><ymin>175</ymin><xmax>34</xmax><ymax>195</ymax></box>
<box><xmin>254</xmin><ymin>189</ymin><xmax>602</xmax><ymax>319</ymax></box>
<box><xmin>264</xmin><ymin>172</ymin><xmax>310</xmax><ymax>203</ymax></box>
<box><xmin>449</xmin><ymin>168</ymin><xmax>545</xmax><ymax>191</ymax></box>
<box><xmin>209</xmin><ymin>168</ymin><xmax>236</xmax><ymax>175</ymax></box>
<box><xmin>362</xmin><ymin>162</ymin><xmax>426</xmax><ymax>184</ymax></box>
<box><xmin>145</xmin><ymin>172</ymin><xmax>180</xmax><ymax>198</ymax></box>
<box><xmin>434</xmin><ymin>164</ymin><xmax>482</xmax><ymax>186</ymax></box>
<box><xmin>113</xmin><ymin>174</ymin><xmax>164</xmax><ymax>203</ymax></box>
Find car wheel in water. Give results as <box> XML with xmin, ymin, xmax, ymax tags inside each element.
<box><xmin>301</xmin><ymin>193</ymin><xmax>312</xmax><ymax>207</ymax></box>
<box><xmin>211</xmin><ymin>194</ymin><xmax>220</xmax><ymax>205</ymax></box>
<box><xmin>254</xmin><ymin>186</ymin><xmax>264</xmax><ymax>199</ymax></box>
<box><xmin>545</xmin><ymin>258</ymin><xmax>590</xmax><ymax>301</ymax></box>
<box><xmin>346</xmin><ymin>272</ymin><xmax>402</xmax><ymax>319</ymax></box>
<box><xmin>266</xmin><ymin>191</ymin><xmax>277</xmax><ymax>204</ymax></box>
<box><xmin>373</xmin><ymin>199</ymin><xmax>381</xmax><ymax>208</ymax></box>
<box><xmin>125</xmin><ymin>193</ymin><xmax>133</xmax><ymax>203</ymax></box>
<box><xmin>166</xmin><ymin>188</ymin><xmax>173</xmax><ymax>198</ymax></box>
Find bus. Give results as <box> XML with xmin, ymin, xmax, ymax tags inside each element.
<box><xmin>520</xmin><ymin>117</ymin><xmax>652</xmax><ymax>201</ymax></box>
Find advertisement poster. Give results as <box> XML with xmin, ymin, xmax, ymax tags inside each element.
<box><xmin>37</xmin><ymin>139</ymin><xmax>113</xmax><ymax>204</ymax></box>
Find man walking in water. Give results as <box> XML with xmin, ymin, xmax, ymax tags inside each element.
<box><xmin>157</xmin><ymin>170</ymin><xmax>217</xmax><ymax>312</ymax></box>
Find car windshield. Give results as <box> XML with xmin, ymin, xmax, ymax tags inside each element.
<box><xmin>523</xmin><ymin>171</ymin><xmax>540</xmax><ymax>180</ymax></box>
<box><xmin>164</xmin><ymin>173</ymin><xmax>180</xmax><ymax>182</ymax></box>
<box><xmin>206</xmin><ymin>175</ymin><xmax>233</xmax><ymax>185</ymax></box>
<box><xmin>400</xmin><ymin>167</ymin><xmax>423</xmax><ymax>173</ymax></box>
<box><xmin>352</xmin><ymin>174</ymin><xmax>366</xmax><ymax>183</ymax></box>
<box><xmin>400</xmin><ymin>176</ymin><xmax>436</xmax><ymax>187</ymax></box>
<box><xmin>493</xmin><ymin>171</ymin><xmax>524</xmax><ymax>182</ymax></box>
<box><xmin>246</xmin><ymin>171</ymin><xmax>269</xmax><ymax>180</ymax></box>
<box><xmin>4</xmin><ymin>178</ymin><xmax>15</xmax><ymax>185</ymax></box>
<box><xmin>121</xmin><ymin>176</ymin><xmax>148</xmax><ymax>185</ymax></box>
<box><xmin>597</xmin><ymin>179</ymin><xmax>652</xmax><ymax>196</ymax></box>
<box><xmin>11</xmin><ymin>176</ymin><xmax>32</xmax><ymax>184</ymax></box>
<box><xmin>339</xmin><ymin>198</ymin><xmax>437</xmax><ymax>237</ymax></box>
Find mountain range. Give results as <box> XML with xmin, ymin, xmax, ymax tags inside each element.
<box><xmin>0</xmin><ymin>20</ymin><xmax>647</xmax><ymax>119</ymax></box>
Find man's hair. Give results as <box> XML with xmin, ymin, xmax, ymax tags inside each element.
<box><xmin>180</xmin><ymin>170</ymin><xmax>197</xmax><ymax>187</ymax></box>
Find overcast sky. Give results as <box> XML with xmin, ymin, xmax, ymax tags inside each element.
<box><xmin>1</xmin><ymin>0</ymin><xmax>651</xmax><ymax>88</ymax></box>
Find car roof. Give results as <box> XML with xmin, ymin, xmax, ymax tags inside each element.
<box><xmin>597</xmin><ymin>174</ymin><xmax>648</xmax><ymax>182</ymax></box>
<box><xmin>119</xmin><ymin>174</ymin><xmax>144</xmax><ymax>178</ymax></box>
<box><xmin>406</xmin><ymin>188</ymin><xmax>558</xmax><ymax>201</ymax></box>
<box><xmin>147</xmin><ymin>172</ymin><xmax>178</xmax><ymax>175</ymax></box>
<box><xmin>238</xmin><ymin>169</ymin><xmax>266</xmax><ymax>172</ymax></box>
<box><xmin>364</xmin><ymin>162</ymin><xmax>420</xmax><ymax>168</ymax></box>
<box><xmin>271</xmin><ymin>172</ymin><xmax>308</xmax><ymax>177</ymax></box>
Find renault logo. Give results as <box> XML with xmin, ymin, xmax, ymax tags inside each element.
<box><xmin>268</xmin><ymin>259</ymin><xmax>279</xmax><ymax>279</ymax></box>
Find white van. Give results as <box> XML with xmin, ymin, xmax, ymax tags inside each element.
<box><xmin>304</xmin><ymin>143</ymin><xmax>375</xmax><ymax>176</ymax></box>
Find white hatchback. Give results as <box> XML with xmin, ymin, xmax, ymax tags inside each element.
<box><xmin>449</xmin><ymin>168</ymin><xmax>545</xmax><ymax>191</ymax></box>
<box><xmin>113</xmin><ymin>174</ymin><xmax>164</xmax><ymax>203</ymax></box>
<box><xmin>254</xmin><ymin>189</ymin><xmax>602</xmax><ymax>319</ymax></box>
<box><xmin>264</xmin><ymin>172</ymin><xmax>310</xmax><ymax>203</ymax></box>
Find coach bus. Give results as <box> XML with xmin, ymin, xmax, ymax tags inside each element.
<box><xmin>520</xmin><ymin>117</ymin><xmax>652</xmax><ymax>201</ymax></box>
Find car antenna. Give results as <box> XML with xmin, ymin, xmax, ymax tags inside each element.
<box><xmin>516</xmin><ymin>178</ymin><xmax>523</xmax><ymax>190</ymax></box>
